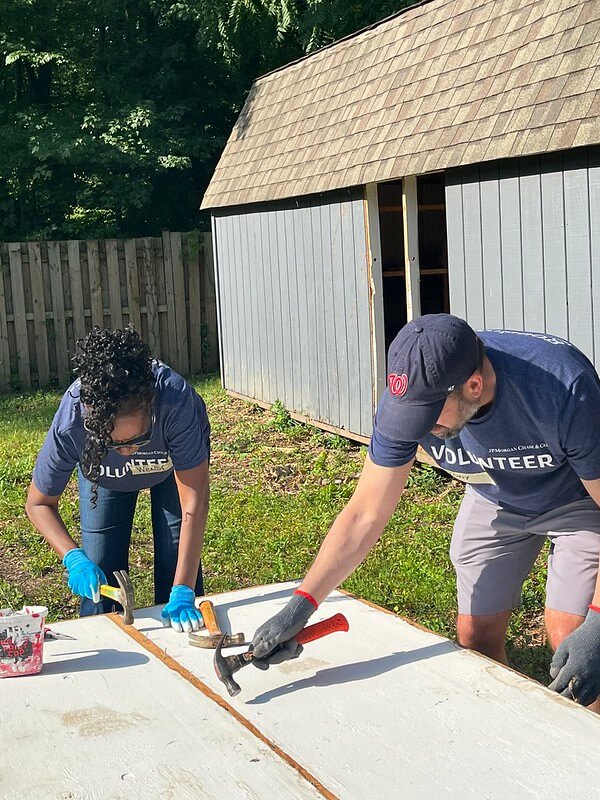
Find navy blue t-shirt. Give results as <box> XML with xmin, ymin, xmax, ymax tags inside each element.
<box><xmin>33</xmin><ymin>362</ymin><xmax>210</xmax><ymax>495</ymax></box>
<box><xmin>369</xmin><ymin>330</ymin><xmax>600</xmax><ymax>515</ymax></box>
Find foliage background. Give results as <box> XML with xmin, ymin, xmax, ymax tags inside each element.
<box><xmin>0</xmin><ymin>0</ymin><xmax>417</xmax><ymax>241</ymax></box>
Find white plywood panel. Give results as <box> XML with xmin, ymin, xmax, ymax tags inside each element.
<box><xmin>0</xmin><ymin>614</ymin><xmax>325</xmax><ymax>800</ymax></box>
<box><xmin>133</xmin><ymin>584</ymin><xmax>600</xmax><ymax>800</ymax></box>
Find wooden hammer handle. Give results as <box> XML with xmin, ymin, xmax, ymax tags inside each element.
<box><xmin>295</xmin><ymin>613</ymin><xmax>349</xmax><ymax>645</ymax></box>
<box><xmin>199</xmin><ymin>600</ymin><xmax>221</xmax><ymax>636</ymax></box>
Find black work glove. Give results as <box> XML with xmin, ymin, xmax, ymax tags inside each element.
<box><xmin>548</xmin><ymin>607</ymin><xmax>600</xmax><ymax>706</ymax></box>
<box><xmin>251</xmin><ymin>593</ymin><xmax>316</xmax><ymax>670</ymax></box>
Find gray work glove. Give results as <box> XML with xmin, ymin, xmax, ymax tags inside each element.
<box><xmin>548</xmin><ymin>607</ymin><xmax>600</xmax><ymax>706</ymax></box>
<box><xmin>251</xmin><ymin>593</ymin><xmax>315</xmax><ymax>670</ymax></box>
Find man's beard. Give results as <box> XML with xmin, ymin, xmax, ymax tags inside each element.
<box><xmin>431</xmin><ymin>394</ymin><xmax>481</xmax><ymax>439</ymax></box>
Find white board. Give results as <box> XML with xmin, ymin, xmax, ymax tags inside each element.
<box><xmin>0</xmin><ymin>614</ymin><xmax>324</xmax><ymax>800</ymax></box>
<box><xmin>133</xmin><ymin>583</ymin><xmax>600</xmax><ymax>800</ymax></box>
<box><xmin>4</xmin><ymin>585</ymin><xmax>599</xmax><ymax>800</ymax></box>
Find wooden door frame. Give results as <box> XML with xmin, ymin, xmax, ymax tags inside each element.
<box><xmin>364</xmin><ymin>183</ymin><xmax>386</xmax><ymax>411</ymax></box>
<box><xmin>364</xmin><ymin>177</ymin><xmax>423</xmax><ymax>407</ymax></box>
<box><xmin>402</xmin><ymin>175</ymin><xmax>422</xmax><ymax>321</ymax></box>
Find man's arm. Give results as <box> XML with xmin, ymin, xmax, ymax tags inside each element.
<box><xmin>250</xmin><ymin>454</ymin><xmax>413</xmax><ymax>663</ymax></box>
<box><xmin>548</xmin><ymin>477</ymin><xmax>600</xmax><ymax>705</ymax></box>
<box><xmin>299</xmin><ymin>455</ymin><xmax>414</xmax><ymax>603</ymax></box>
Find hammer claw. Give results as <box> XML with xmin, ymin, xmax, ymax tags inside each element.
<box><xmin>100</xmin><ymin>570</ymin><xmax>134</xmax><ymax>625</ymax></box>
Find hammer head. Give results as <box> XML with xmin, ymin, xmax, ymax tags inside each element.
<box><xmin>113</xmin><ymin>570</ymin><xmax>134</xmax><ymax>625</ymax></box>
<box><xmin>101</xmin><ymin>570</ymin><xmax>135</xmax><ymax>625</ymax></box>
<box><xmin>189</xmin><ymin>631</ymin><xmax>247</xmax><ymax>649</ymax></box>
<box><xmin>213</xmin><ymin>635</ymin><xmax>253</xmax><ymax>697</ymax></box>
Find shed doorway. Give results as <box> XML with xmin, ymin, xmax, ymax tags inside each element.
<box><xmin>377</xmin><ymin>173</ymin><xmax>449</xmax><ymax>350</ymax></box>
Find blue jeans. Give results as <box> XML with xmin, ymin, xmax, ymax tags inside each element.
<box><xmin>78</xmin><ymin>468</ymin><xmax>204</xmax><ymax>616</ymax></box>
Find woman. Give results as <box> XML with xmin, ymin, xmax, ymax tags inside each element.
<box><xmin>25</xmin><ymin>327</ymin><xmax>209</xmax><ymax>633</ymax></box>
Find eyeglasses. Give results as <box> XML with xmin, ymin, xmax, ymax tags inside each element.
<box><xmin>84</xmin><ymin>411</ymin><xmax>155</xmax><ymax>454</ymax></box>
<box><xmin>106</xmin><ymin>431</ymin><xmax>153</xmax><ymax>453</ymax></box>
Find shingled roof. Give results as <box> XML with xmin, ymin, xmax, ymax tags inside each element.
<box><xmin>202</xmin><ymin>0</ymin><xmax>600</xmax><ymax>210</ymax></box>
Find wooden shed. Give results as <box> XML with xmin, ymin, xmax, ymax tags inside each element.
<box><xmin>201</xmin><ymin>0</ymin><xmax>600</xmax><ymax>443</ymax></box>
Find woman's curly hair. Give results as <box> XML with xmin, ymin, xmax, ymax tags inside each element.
<box><xmin>72</xmin><ymin>327</ymin><xmax>155</xmax><ymax>505</ymax></box>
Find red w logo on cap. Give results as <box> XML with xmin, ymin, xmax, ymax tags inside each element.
<box><xmin>388</xmin><ymin>373</ymin><xmax>409</xmax><ymax>396</ymax></box>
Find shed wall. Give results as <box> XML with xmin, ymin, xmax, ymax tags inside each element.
<box><xmin>446</xmin><ymin>146</ymin><xmax>600</xmax><ymax>362</ymax></box>
<box><xmin>212</xmin><ymin>188</ymin><xmax>374</xmax><ymax>437</ymax></box>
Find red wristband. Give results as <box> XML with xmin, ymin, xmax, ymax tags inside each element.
<box><xmin>589</xmin><ymin>604</ymin><xmax>600</xmax><ymax>614</ymax></box>
<box><xmin>294</xmin><ymin>589</ymin><xmax>318</xmax><ymax>609</ymax></box>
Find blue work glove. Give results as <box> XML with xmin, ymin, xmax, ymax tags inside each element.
<box><xmin>548</xmin><ymin>606</ymin><xmax>600</xmax><ymax>706</ymax></box>
<box><xmin>251</xmin><ymin>592</ymin><xmax>316</xmax><ymax>670</ymax></box>
<box><xmin>161</xmin><ymin>585</ymin><xmax>203</xmax><ymax>633</ymax></box>
<box><xmin>63</xmin><ymin>548</ymin><xmax>107</xmax><ymax>603</ymax></box>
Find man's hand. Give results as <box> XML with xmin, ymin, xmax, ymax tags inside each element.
<box><xmin>63</xmin><ymin>548</ymin><xmax>107</xmax><ymax>603</ymax></box>
<box><xmin>549</xmin><ymin>607</ymin><xmax>600</xmax><ymax>706</ymax></box>
<box><xmin>161</xmin><ymin>585</ymin><xmax>203</xmax><ymax>633</ymax></box>
<box><xmin>251</xmin><ymin>592</ymin><xmax>316</xmax><ymax>670</ymax></box>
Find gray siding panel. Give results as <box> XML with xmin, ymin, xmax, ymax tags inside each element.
<box><xmin>564</xmin><ymin>151</ymin><xmax>594</xmax><ymax>359</ymax></box>
<box><xmin>294</xmin><ymin>208</ymin><xmax>309</xmax><ymax>415</ymax></box>
<box><xmin>445</xmin><ymin>174</ymin><xmax>466</xmax><ymax>315</ymax></box>
<box><xmin>331</xmin><ymin>203</ymin><xmax>349</xmax><ymax>431</ymax></box>
<box><xmin>590</xmin><ymin>149</ymin><xmax>600</xmax><ymax>363</ymax></box>
<box><xmin>304</xmin><ymin>205</ymin><xmax>320</xmax><ymax>420</ymax></box>
<box><xmin>461</xmin><ymin>166</ymin><xmax>485</xmax><ymax>330</ymax></box>
<box><xmin>479</xmin><ymin>162</ymin><xmax>503</xmax><ymax>329</ymax></box>
<box><xmin>499</xmin><ymin>158</ymin><xmax>524</xmax><ymax>330</ymax></box>
<box><xmin>219</xmin><ymin>216</ymin><xmax>234</xmax><ymax>387</ymax></box>
<box><xmin>213</xmin><ymin>189</ymin><xmax>373</xmax><ymax>437</ymax></box>
<box><xmin>540</xmin><ymin>154</ymin><xmax>568</xmax><ymax>339</ymax></box>
<box><xmin>520</xmin><ymin>158</ymin><xmax>545</xmax><ymax>332</ymax></box>
<box><xmin>263</xmin><ymin>211</ymin><xmax>276</xmax><ymax>402</ymax></box>
<box><xmin>341</xmin><ymin>202</ymin><xmax>358</xmax><ymax>433</ymax></box>
<box><xmin>446</xmin><ymin>146</ymin><xmax>600</xmax><ymax>364</ymax></box>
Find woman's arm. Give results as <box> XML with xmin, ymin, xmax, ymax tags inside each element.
<box><xmin>25</xmin><ymin>481</ymin><xmax>78</xmax><ymax>557</ymax></box>
<box><xmin>172</xmin><ymin>460</ymin><xmax>210</xmax><ymax>588</ymax></box>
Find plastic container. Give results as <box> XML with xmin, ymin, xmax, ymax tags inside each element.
<box><xmin>0</xmin><ymin>606</ymin><xmax>48</xmax><ymax>677</ymax></box>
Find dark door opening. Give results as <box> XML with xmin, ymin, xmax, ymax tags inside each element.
<box><xmin>377</xmin><ymin>173</ymin><xmax>449</xmax><ymax>351</ymax></box>
<box><xmin>417</xmin><ymin>173</ymin><xmax>449</xmax><ymax>315</ymax></box>
<box><xmin>377</xmin><ymin>180</ymin><xmax>406</xmax><ymax>351</ymax></box>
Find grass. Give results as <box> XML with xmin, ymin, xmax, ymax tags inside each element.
<box><xmin>0</xmin><ymin>375</ymin><xmax>552</xmax><ymax>683</ymax></box>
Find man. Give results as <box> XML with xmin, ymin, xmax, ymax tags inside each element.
<box><xmin>251</xmin><ymin>314</ymin><xmax>600</xmax><ymax>709</ymax></box>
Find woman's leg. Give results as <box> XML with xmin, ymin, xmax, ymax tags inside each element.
<box><xmin>78</xmin><ymin>468</ymin><xmax>138</xmax><ymax>616</ymax></box>
<box><xmin>151</xmin><ymin>473</ymin><xmax>204</xmax><ymax>604</ymax></box>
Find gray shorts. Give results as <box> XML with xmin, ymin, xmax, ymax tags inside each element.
<box><xmin>450</xmin><ymin>486</ymin><xmax>600</xmax><ymax>616</ymax></box>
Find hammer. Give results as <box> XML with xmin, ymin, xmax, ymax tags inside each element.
<box><xmin>100</xmin><ymin>570</ymin><xmax>135</xmax><ymax>625</ymax></box>
<box><xmin>214</xmin><ymin>612</ymin><xmax>349</xmax><ymax>697</ymax></box>
<box><xmin>63</xmin><ymin>568</ymin><xmax>135</xmax><ymax>625</ymax></box>
<box><xmin>188</xmin><ymin>600</ymin><xmax>246</xmax><ymax>649</ymax></box>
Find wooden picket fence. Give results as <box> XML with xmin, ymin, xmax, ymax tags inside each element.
<box><xmin>0</xmin><ymin>232</ymin><xmax>218</xmax><ymax>391</ymax></box>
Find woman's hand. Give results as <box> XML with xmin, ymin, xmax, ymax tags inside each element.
<box><xmin>161</xmin><ymin>584</ymin><xmax>204</xmax><ymax>633</ymax></box>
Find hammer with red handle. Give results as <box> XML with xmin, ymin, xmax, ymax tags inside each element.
<box><xmin>214</xmin><ymin>612</ymin><xmax>349</xmax><ymax>697</ymax></box>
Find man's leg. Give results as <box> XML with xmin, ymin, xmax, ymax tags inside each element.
<box><xmin>541</xmin><ymin>504</ymin><xmax>600</xmax><ymax>710</ymax></box>
<box><xmin>456</xmin><ymin>611</ymin><xmax>512</xmax><ymax>664</ymax></box>
<box><xmin>450</xmin><ymin>487</ymin><xmax>544</xmax><ymax>663</ymax></box>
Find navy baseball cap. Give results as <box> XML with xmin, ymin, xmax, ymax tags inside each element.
<box><xmin>376</xmin><ymin>314</ymin><xmax>482</xmax><ymax>442</ymax></box>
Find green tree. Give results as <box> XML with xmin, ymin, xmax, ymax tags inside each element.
<box><xmin>0</xmin><ymin>0</ymin><xmax>237</xmax><ymax>239</ymax></box>
<box><xmin>181</xmin><ymin>0</ymin><xmax>418</xmax><ymax>78</ymax></box>
<box><xmin>0</xmin><ymin>0</ymin><xmax>418</xmax><ymax>241</ymax></box>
